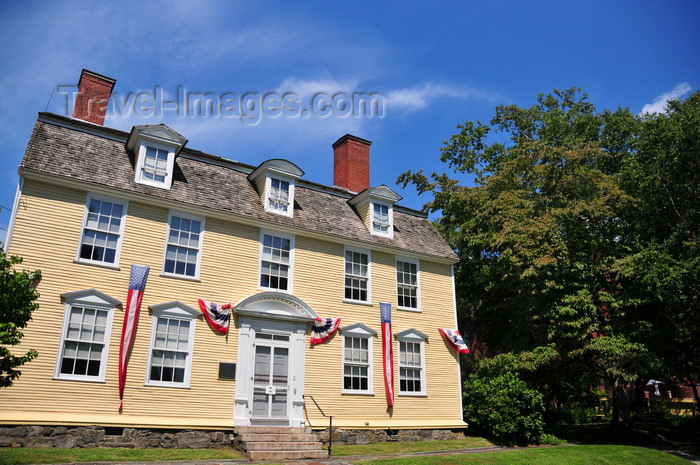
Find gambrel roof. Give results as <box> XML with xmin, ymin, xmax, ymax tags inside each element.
<box><xmin>19</xmin><ymin>113</ymin><xmax>457</xmax><ymax>261</ymax></box>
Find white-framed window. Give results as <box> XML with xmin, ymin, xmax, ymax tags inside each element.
<box><xmin>55</xmin><ymin>289</ymin><xmax>120</xmax><ymax>382</ymax></box>
<box><xmin>259</xmin><ymin>230</ymin><xmax>294</xmax><ymax>292</ymax></box>
<box><xmin>371</xmin><ymin>201</ymin><xmax>393</xmax><ymax>238</ymax></box>
<box><xmin>135</xmin><ymin>142</ymin><xmax>176</xmax><ymax>189</ymax></box>
<box><xmin>266</xmin><ymin>176</ymin><xmax>294</xmax><ymax>216</ymax></box>
<box><xmin>396</xmin><ymin>258</ymin><xmax>420</xmax><ymax>310</ymax></box>
<box><xmin>344</xmin><ymin>247</ymin><xmax>371</xmax><ymax>303</ymax></box>
<box><xmin>162</xmin><ymin>212</ymin><xmax>204</xmax><ymax>279</ymax></box>
<box><xmin>341</xmin><ymin>323</ymin><xmax>376</xmax><ymax>394</ymax></box>
<box><xmin>396</xmin><ymin>328</ymin><xmax>428</xmax><ymax>396</ymax></box>
<box><xmin>145</xmin><ymin>302</ymin><xmax>198</xmax><ymax>388</ymax></box>
<box><xmin>77</xmin><ymin>194</ymin><xmax>128</xmax><ymax>267</ymax></box>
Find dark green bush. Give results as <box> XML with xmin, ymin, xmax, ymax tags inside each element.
<box><xmin>463</xmin><ymin>371</ymin><xmax>545</xmax><ymax>446</ymax></box>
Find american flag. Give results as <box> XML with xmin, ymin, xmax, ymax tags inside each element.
<box><xmin>198</xmin><ymin>298</ymin><xmax>232</xmax><ymax>334</ymax></box>
<box><xmin>310</xmin><ymin>317</ymin><xmax>341</xmax><ymax>344</ymax></box>
<box><xmin>118</xmin><ymin>264</ymin><xmax>150</xmax><ymax>410</ymax></box>
<box><xmin>438</xmin><ymin>328</ymin><xmax>470</xmax><ymax>354</ymax></box>
<box><xmin>380</xmin><ymin>302</ymin><xmax>394</xmax><ymax>410</ymax></box>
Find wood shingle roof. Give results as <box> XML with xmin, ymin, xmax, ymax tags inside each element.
<box><xmin>19</xmin><ymin>113</ymin><xmax>457</xmax><ymax>261</ymax></box>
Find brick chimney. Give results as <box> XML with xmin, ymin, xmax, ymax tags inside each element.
<box><xmin>333</xmin><ymin>134</ymin><xmax>371</xmax><ymax>193</ymax></box>
<box><xmin>72</xmin><ymin>69</ymin><xmax>116</xmax><ymax>125</ymax></box>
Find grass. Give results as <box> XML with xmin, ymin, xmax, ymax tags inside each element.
<box><xmin>1</xmin><ymin>422</ymin><xmax>697</xmax><ymax>465</ymax></box>
<box><xmin>0</xmin><ymin>447</ymin><xmax>244</xmax><ymax>465</ymax></box>
<box><xmin>352</xmin><ymin>445</ymin><xmax>692</xmax><ymax>464</ymax></box>
<box><xmin>546</xmin><ymin>421</ymin><xmax>700</xmax><ymax>459</ymax></box>
<box><xmin>330</xmin><ymin>436</ymin><xmax>496</xmax><ymax>456</ymax></box>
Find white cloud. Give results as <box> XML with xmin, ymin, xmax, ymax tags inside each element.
<box><xmin>384</xmin><ymin>82</ymin><xmax>497</xmax><ymax>113</ymax></box>
<box><xmin>640</xmin><ymin>83</ymin><xmax>692</xmax><ymax>115</ymax></box>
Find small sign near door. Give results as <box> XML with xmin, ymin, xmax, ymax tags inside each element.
<box><xmin>266</xmin><ymin>386</ymin><xmax>276</xmax><ymax>395</ymax></box>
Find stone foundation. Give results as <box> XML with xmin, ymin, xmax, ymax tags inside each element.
<box><xmin>318</xmin><ymin>428</ymin><xmax>466</xmax><ymax>446</ymax></box>
<box><xmin>0</xmin><ymin>425</ymin><xmax>466</xmax><ymax>449</ymax></box>
<box><xmin>0</xmin><ymin>425</ymin><xmax>233</xmax><ymax>449</ymax></box>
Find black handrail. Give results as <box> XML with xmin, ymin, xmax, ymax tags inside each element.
<box><xmin>303</xmin><ymin>394</ymin><xmax>333</xmax><ymax>456</ymax></box>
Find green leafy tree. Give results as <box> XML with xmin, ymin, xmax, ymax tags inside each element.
<box><xmin>399</xmin><ymin>88</ymin><xmax>665</xmax><ymax>423</ymax></box>
<box><xmin>0</xmin><ymin>251</ymin><xmax>41</xmax><ymax>387</ymax></box>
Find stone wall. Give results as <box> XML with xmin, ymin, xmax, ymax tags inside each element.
<box><xmin>0</xmin><ymin>424</ymin><xmax>466</xmax><ymax>449</ymax></box>
<box><xmin>319</xmin><ymin>427</ymin><xmax>466</xmax><ymax>446</ymax></box>
<box><xmin>0</xmin><ymin>425</ymin><xmax>232</xmax><ymax>449</ymax></box>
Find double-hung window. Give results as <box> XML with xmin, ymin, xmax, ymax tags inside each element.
<box><xmin>341</xmin><ymin>323</ymin><xmax>376</xmax><ymax>394</ymax></box>
<box><xmin>396</xmin><ymin>329</ymin><xmax>428</xmax><ymax>396</ymax></box>
<box><xmin>396</xmin><ymin>258</ymin><xmax>420</xmax><ymax>310</ymax></box>
<box><xmin>163</xmin><ymin>213</ymin><xmax>204</xmax><ymax>279</ymax></box>
<box><xmin>259</xmin><ymin>231</ymin><xmax>294</xmax><ymax>292</ymax></box>
<box><xmin>344</xmin><ymin>247</ymin><xmax>370</xmax><ymax>303</ymax></box>
<box><xmin>372</xmin><ymin>202</ymin><xmax>391</xmax><ymax>236</ymax></box>
<box><xmin>268</xmin><ymin>177</ymin><xmax>291</xmax><ymax>214</ymax></box>
<box><xmin>55</xmin><ymin>289</ymin><xmax>119</xmax><ymax>382</ymax></box>
<box><xmin>146</xmin><ymin>302</ymin><xmax>198</xmax><ymax>388</ymax></box>
<box><xmin>77</xmin><ymin>195</ymin><xmax>127</xmax><ymax>267</ymax></box>
<box><xmin>140</xmin><ymin>145</ymin><xmax>170</xmax><ymax>184</ymax></box>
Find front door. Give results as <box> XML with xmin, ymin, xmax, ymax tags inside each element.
<box><xmin>251</xmin><ymin>332</ymin><xmax>290</xmax><ymax>422</ymax></box>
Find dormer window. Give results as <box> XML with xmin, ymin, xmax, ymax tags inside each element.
<box><xmin>372</xmin><ymin>202</ymin><xmax>391</xmax><ymax>236</ymax></box>
<box><xmin>348</xmin><ymin>185</ymin><xmax>402</xmax><ymax>239</ymax></box>
<box><xmin>126</xmin><ymin>124</ymin><xmax>187</xmax><ymax>190</ymax></box>
<box><xmin>142</xmin><ymin>145</ymin><xmax>170</xmax><ymax>184</ymax></box>
<box><xmin>269</xmin><ymin>177</ymin><xmax>291</xmax><ymax>214</ymax></box>
<box><xmin>248</xmin><ymin>159</ymin><xmax>304</xmax><ymax>218</ymax></box>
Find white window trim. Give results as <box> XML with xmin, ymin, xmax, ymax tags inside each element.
<box><xmin>258</xmin><ymin>229</ymin><xmax>295</xmax><ymax>293</ymax></box>
<box><xmin>161</xmin><ymin>211</ymin><xmax>205</xmax><ymax>280</ymax></box>
<box><xmin>396</xmin><ymin>256</ymin><xmax>421</xmax><ymax>312</ymax></box>
<box><xmin>343</xmin><ymin>246</ymin><xmax>372</xmax><ymax>305</ymax></box>
<box><xmin>75</xmin><ymin>193</ymin><xmax>128</xmax><ymax>269</ymax></box>
<box><xmin>396</xmin><ymin>328</ymin><xmax>428</xmax><ymax>396</ymax></box>
<box><xmin>265</xmin><ymin>175</ymin><xmax>295</xmax><ymax>218</ymax></box>
<box><xmin>54</xmin><ymin>289</ymin><xmax>119</xmax><ymax>383</ymax></box>
<box><xmin>134</xmin><ymin>140</ymin><xmax>176</xmax><ymax>189</ymax></box>
<box><xmin>370</xmin><ymin>200</ymin><xmax>394</xmax><ymax>239</ymax></box>
<box><xmin>340</xmin><ymin>323</ymin><xmax>377</xmax><ymax>395</ymax></box>
<box><xmin>144</xmin><ymin>302</ymin><xmax>198</xmax><ymax>389</ymax></box>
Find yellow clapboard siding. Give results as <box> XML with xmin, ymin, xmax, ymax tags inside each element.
<box><xmin>1</xmin><ymin>179</ymin><xmax>465</xmax><ymax>430</ymax></box>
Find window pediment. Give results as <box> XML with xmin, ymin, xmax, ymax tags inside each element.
<box><xmin>148</xmin><ymin>300</ymin><xmax>200</xmax><ymax>318</ymax></box>
<box><xmin>340</xmin><ymin>322</ymin><xmax>377</xmax><ymax>337</ymax></box>
<box><xmin>61</xmin><ymin>288</ymin><xmax>122</xmax><ymax>308</ymax></box>
<box><xmin>395</xmin><ymin>328</ymin><xmax>429</xmax><ymax>341</ymax></box>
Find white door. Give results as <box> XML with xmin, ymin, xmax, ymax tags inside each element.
<box><xmin>250</xmin><ymin>332</ymin><xmax>290</xmax><ymax>423</ymax></box>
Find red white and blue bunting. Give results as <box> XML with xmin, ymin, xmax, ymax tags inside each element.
<box><xmin>198</xmin><ymin>298</ymin><xmax>232</xmax><ymax>334</ymax></box>
<box><xmin>310</xmin><ymin>317</ymin><xmax>341</xmax><ymax>344</ymax></box>
<box><xmin>439</xmin><ymin>328</ymin><xmax>470</xmax><ymax>354</ymax></box>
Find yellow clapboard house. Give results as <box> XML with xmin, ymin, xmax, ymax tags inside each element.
<box><xmin>0</xmin><ymin>70</ymin><xmax>466</xmax><ymax>435</ymax></box>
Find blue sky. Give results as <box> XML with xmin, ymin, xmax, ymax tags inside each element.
<box><xmin>1</xmin><ymin>1</ymin><xmax>698</xmax><ymax>244</ymax></box>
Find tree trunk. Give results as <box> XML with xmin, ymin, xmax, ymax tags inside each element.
<box><xmin>689</xmin><ymin>377</ymin><xmax>700</xmax><ymax>416</ymax></box>
<box><xmin>611</xmin><ymin>377</ymin><xmax>632</xmax><ymax>426</ymax></box>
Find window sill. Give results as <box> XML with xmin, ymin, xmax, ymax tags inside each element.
<box><xmin>397</xmin><ymin>306</ymin><xmax>422</xmax><ymax>313</ymax></box>
<box><xmin>144</xmin><ymin>382</ymin><xmax>192</xmax><ymax>389</ymax></box>
<box><xmin>160</xmin><ymin>273</ymin><xmax>201</xmax><ymax>283</ymax></box>
<box><xmin>398</xmin><ymin>392</ymin><xmax>428</xmax><ymax>397</ymax></box>
<box><xmin>53</xmin><ymin>376</ymin><xmax>106</xmax><ymax>383</ymax></box>
<box><xmin>73</xmin><ymin>259</ymin><xmax>120</xmax><ymax>271</ymax></box>
<box><xmin>341</xmin><ymin>391</ymin><xmax>375</xmax><ymax>396</ymax></box>
<box><xmin>343</xmin><ymin>299</ymin><xmax>373</xmax><ymax>306</ymax></box>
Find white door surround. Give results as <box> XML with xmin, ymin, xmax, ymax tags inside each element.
<box><xmin>233</xmin><ymin>292</ymin><xmax>318</xmax><ymax>427</ymax></box>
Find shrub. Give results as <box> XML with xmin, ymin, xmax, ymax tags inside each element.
<box><xmin>463</xmin><ymin>372</ymin><xmax>545</xmax><ymax>446</ymax></box>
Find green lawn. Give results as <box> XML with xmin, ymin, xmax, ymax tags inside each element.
<box><xmin>0</xmin><ymin>447</ymin><xmax>244</xmax><ymax>465</ymax></box>
<box><xmin>331</xmin><ymin>436</ymin><xmax>496</xmax><ymax>456</ymax></box>
<box><xmin>353</xmin><ymin>445</ymin><xmax>691</xmax><ymax>465</ymax></box>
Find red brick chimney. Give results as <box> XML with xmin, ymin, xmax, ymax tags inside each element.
<box><xmin>333</xmin><ymin>134</ymin><xmax>371</xmax><ymax>193</ymax></box>
<box><xmin>72</xmin><ymin>69</ymin><xmax>116</xmax><ymax>125</ymax></box>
